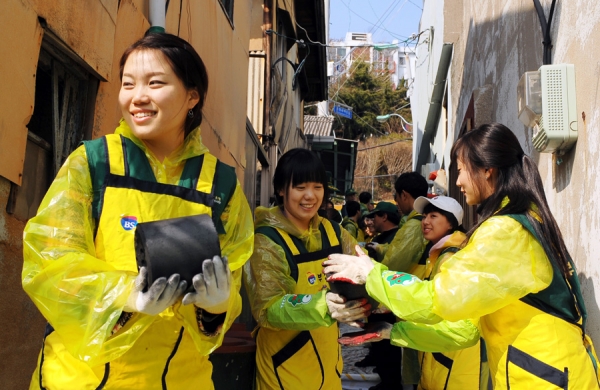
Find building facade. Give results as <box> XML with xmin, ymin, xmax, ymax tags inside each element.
<box><xmin>0</xmin><ymin>0</ymin><xmax>328</xmax><ymax>386</ymax></box>
<box><xmin>411</xmin><ymin>0</ymin><xmax>600</xmax><ymax>344</ymax></box>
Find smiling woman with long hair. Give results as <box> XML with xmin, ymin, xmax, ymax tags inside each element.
<box><xmin>324</xmin><ymin>123</ymin><xmax>600</xmax><ymax>389</ymax></box>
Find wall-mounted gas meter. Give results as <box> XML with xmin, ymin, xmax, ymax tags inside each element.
<box><xmin>517</xmin><ymin>64</ymin><xmax>577</xmax><ymax>155</ymax></box>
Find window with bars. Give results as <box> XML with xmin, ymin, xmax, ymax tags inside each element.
<box><xmin>6</xmin><ymin>35</ymin><xmax>98</xmax><ymax>220</ymax></box>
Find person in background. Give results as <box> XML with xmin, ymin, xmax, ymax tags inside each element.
<box><xmin>359</xmin><ymin>191</ymin><xmax>375</xmax><ymax>216</ymax></box>
<box><xmin>364</xmin><ymin>202</ymin><xmax>401</xmax><ymax>262</ymax></box>
<box><xmin>341</xmin><ymin>188</ymin><xmax>358</xmax><ymax>217</ymax></box>
<box><xmin>325</xmin><ymin>123</ymin><xmax>600</xmax><ymax>389</ymax></box>
<box><xmin>357</xmin><ymin>174</ymin><xmax>428</xmax><ymax>389</ymax></box>
<box><xmin>354</xmin><ymin>201</ymin><xmax>401</xmax><ymax>376</ymax></box>
<box><xmin>320</xmin><ymin>199</ymin><xmax>343</xmax><ymax>224</ymax></box>
<box><xmin>243</xmin><ymin>148</ymin><xmax>371</xmax><ymax>390</ymax></box>
<box><xmin>340</xmin><ymin>196</ymin><xmax>488</xmax><ymax>390</ymax></box>
<box><xmin>370</xmin><ymin>172</ymin><xmax>428</xmax><ymax>279</ymax></box>
<box><xmin>327</xmin><ymin>199</ymin><xmax>343</xmax><ymax>224</ymax></box>
<box><xmin>362</xmin><ymin>216</ymin><xmax>377</xmax><ymax>243</ymax></box>
<box><xmin>342</xmin><ymin>201</ymin><xmax>364</xmax><ymax>240</ymax></box>
<box><xmin>22</xmin><ymin>32</ymin><xmax>254</xmax><ymax>389</ymax></box>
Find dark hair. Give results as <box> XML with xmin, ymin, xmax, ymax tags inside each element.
<box><xmin>422</xmin><ymin>203</ymin><xmax>464</xmax><ymax>233</ymax></box>
<box><xmin>346</xmin><ymin>201</ymin><xmax>361</xmax><ymax>218</ymax></box>
<box><xmin>119</xmin><ymin>33</ymin><xmax>209</xmax><ymax>137</ymax></box>
<box><xmin>273</xmin><ymin>148</ymin><xmax>329</xmax><ymax>206</ymax></box>
<box><xmin>327</xmin><ymin>208</ymin><xmax>343</xmax><ymax>223</ymax></box>
<box><xmin>377</xmin><ymin>211</ymin><xmax>401</xmax><ymax>226</ymax></box>
<box><xmin>394</xmin><ymin>172</ymin><xmax>428</xmax><ymax>199</ymax></box>
<box><xmin>359</xmin><ymin>191</ymin><xmax>372</xmax><ymax>204</ymax></box>
<box><xmin>451</xmin><ymin>122</ymin><xmax>571</xmax><ymax>276</ymax></box>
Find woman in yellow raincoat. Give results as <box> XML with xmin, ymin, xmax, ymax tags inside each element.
<box><xmin>22</xmin><ymin>32</ymin><xmax>254</xmax><ymax>389</ymax></box>
<box><xmin>339</xmin><ymin>195</ymin><xmax>488</xmax><ymax>390</ymax></box>
<box><xmin>325</xmin><ymin>123</ymin><xmax>600</xmax><ymax>389</ymax></box>
<box><xmin>243</xmin><ymin>148</ymin><xmax>371</xmax><ymax>390</ymax></box>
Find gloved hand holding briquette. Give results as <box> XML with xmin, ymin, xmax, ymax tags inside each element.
<box><xmin>325</xmin><ymin>292</ymin><xmax>372</xmax><ymax>328</ymax></box>
<box><xmin>182</xmin><ymin>255</ymin><xmax>231</xmax><ymax>314</ymax></box>
<box><xmin>125</xmin><ymin>267</ymin><xmax>187</xmax><ymax>315</ymax></box>
<box><xmin>323</xmin><ymin>245</ymin><xmax>375</xmax><ymax>285</ymax></box>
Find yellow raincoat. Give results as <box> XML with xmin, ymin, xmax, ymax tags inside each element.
<box><xmin>341</xmin><ymin>217</ymin><xmax>364</xmax><ymax>241</ymax></box>
<box><xmin>22</xmin><ymin>121</ymin><xmax>254</xmax><ymax>389</ymax></box>
<box><xmin>378</xmin><ymin>210</ymin><xmax>427</xmax><ymax>279</ymax></box>
<box><xmin>367</xmin><ymin>212</ymin><xmax>600</xmax><ymax>389</ymax></box>
<box><xmin>388</xmin><ymin>231</ymin><xmax>488</xmax><ymax>390</ymax></box>
<box><xmin>243</xmin><ymin>206</ymin><xmax>358</xmax><ymax>389</ymax></box>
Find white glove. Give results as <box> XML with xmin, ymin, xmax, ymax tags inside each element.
<box><xmin>182</xmin><ymin>256</ymin><xmax>231</xmax><ymax>314</ymax></box>
<box><xmin>323</xmin><ymin>245</ymin><xmax>375</xmax><ymax>285</ymax></box>
<box><xmin>326</xmin><ymin>292</ymin><xmax>372</xmax><ymax>328</ymax></box>
<box><xmin>338</xmin><ymin>321</ymin><xmax>393</xmax><ymax>346</ymax></box>
<box><xmin>125</xmin><ymin>267</ymin><xmax>187</xmax><ymax>315</ymax></box>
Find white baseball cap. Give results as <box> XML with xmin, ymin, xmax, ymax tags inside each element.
<box><xmin>413</xmin><ymin>196</ymin><xmax>464</xmax><ymax>226</ymax></box>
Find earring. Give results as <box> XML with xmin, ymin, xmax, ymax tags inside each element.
<box><xmin>188</xmin><ymin>109</ymin><xmax>194</xmax><ymax>118</ymax></box>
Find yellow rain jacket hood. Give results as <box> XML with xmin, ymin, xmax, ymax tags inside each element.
<box><xmin>22</xmin><ymin>121</ymin><xmax>254</xmax><ymax>389</ymax></box>
<box><xmin>379</xmin><ymin>210</ymin><xmax>427</xmax><ymax>277</ymax></box>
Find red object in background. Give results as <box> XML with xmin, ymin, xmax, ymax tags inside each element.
<box><xmin>428</xmin><ymin>171</ymin><xmax>438</xmax><ymax>180</ymax></box>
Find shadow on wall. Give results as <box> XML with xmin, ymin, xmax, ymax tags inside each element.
<box><xmin>452</xmin><ymin>1</ymin><xmax>600</xmax><ymax>344</ymax></box>
<box><xmin>578</xmin><ymin>273</ymin><xmax>600</xmax><ymax>343</ymax></box>
<box><xmin>455</xmin><ymin>1</ymin><xmax>572</xmax><ymax>192</ymax></box>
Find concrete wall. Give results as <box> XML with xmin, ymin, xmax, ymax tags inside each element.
<box><xmin>414</xmin><ymin>0</ymin><xmax>600</xmax><ymax>343</ymax></box>
<box><xmin>410</xmin><ymin>0</ymin><xmax>445</xmax><ymax>170</ymax></box>
<box><xmin>0</xmin><ymin>0</ymin><xmax>253</xmax><ymax>387</ymax></box>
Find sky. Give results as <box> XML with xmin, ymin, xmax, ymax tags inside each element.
<box><xmin>329</xmin><ymin>0</ymin><xmax>424</xmax><ymax>44</ymax></box>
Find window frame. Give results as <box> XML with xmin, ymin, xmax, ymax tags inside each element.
<box><xmin>218</xmin><ymin>0</ymin><xmax>234</xmax><ymax>28</ymax></box>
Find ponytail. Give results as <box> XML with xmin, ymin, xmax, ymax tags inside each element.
<box><xmin>453</xmin><ymin>123</ymin><xmax>573</xmax><ymax>278</ymax></box>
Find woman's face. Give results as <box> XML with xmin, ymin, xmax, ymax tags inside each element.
<box><xmin>280</xmin><ymin>182</ymin><xmax>324</xmax><ymax>230</ymax></box>
<box><xmin>456</xmin><ymin>159</ymin><xmax>491</xmax><ymax>205</ymax></box>
<box><xmin>422</xmin><ymin>211</ymin><xmax>453</xmax><ymax>244</ymax></box>
<box><xmin>119</xmin><ymin>49</ymin><xmax>199</xmax><ymax>160</ymax></box>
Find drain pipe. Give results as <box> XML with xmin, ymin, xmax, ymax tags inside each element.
<box><xmin>149</xmin><ymin>0</ymin><xmax>167</xmax><ymax>33</ymax></box>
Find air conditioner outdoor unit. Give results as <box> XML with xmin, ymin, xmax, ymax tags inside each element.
<box><xmin>517</xmin><ymin>64</ymin><xmax>577</xmax><ymax>155</ymax></box>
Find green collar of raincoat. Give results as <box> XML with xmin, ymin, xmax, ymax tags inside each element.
<box><xmin>494</xmin><ymin>196</ymin><xmax>542</xmax><ymax>222</ymax></box>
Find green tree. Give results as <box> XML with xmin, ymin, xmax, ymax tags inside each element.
<box><xmin>329</xmin><ymin>59</ymin><xmax>411</xmax><ymax>139</ymax></box>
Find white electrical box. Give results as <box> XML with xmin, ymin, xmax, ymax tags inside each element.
<box><xmin>517</xmin><ymin>64</ymin><xmax>577</xmax><ymax>154</ymax></box>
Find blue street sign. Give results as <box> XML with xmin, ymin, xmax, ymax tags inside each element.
<box><xmin>333</xmin><ymin>104</ymin><xmax>353</xmax><ymax>119</ymax></box>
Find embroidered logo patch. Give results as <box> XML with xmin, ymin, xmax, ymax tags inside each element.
<box><xmin>307</xmin><ymin>272</ymin><xmax>316</xmax><ymax>285</ymax></box>
<box><xmin>286</xmin><ymin>294</ymin><xmax>312</xmax><ymax>307</ymax></box>
<box><xmin>384</xmin><ymin>271</ymin><xmax>418</xmax><ymax>287</ymax></box>
<box><xmin>121</xmin><ymin>216</ymin><xmax>138</xmax><ymax>231</ymax></box>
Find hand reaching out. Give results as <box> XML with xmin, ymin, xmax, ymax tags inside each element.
<box><xmin>323</xmin><ymin>245</ymin><xmax>374</xmax><ymax>285</ymax></box>
<box><xmin>326</xmin><ymin>292</ymin><xmax>371</xmax><ymax>327</ymax></box>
